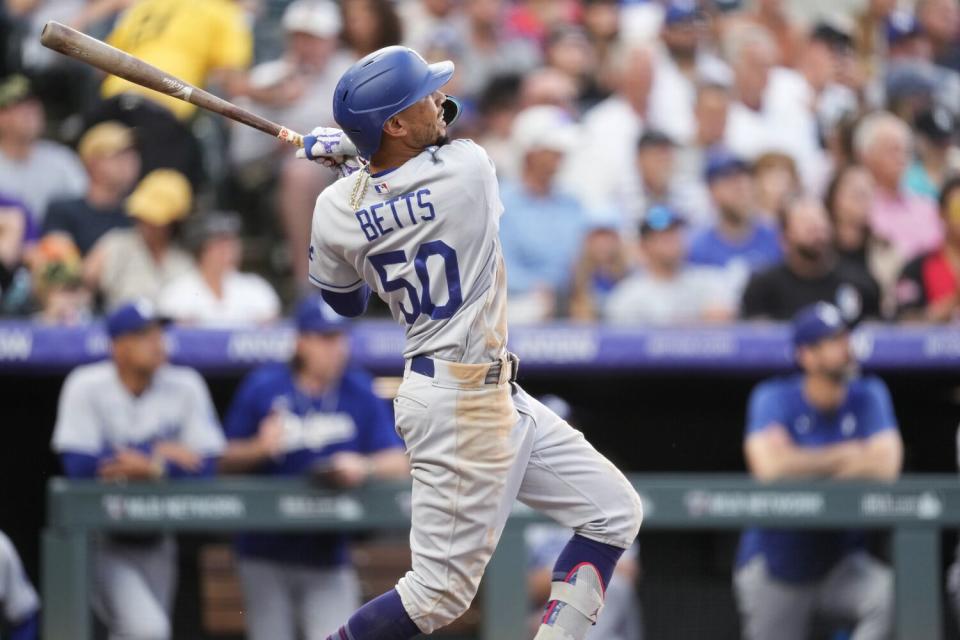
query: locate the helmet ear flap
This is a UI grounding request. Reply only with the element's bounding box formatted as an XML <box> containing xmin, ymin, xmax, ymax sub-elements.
<box><xmin>442</xmin><ymin>96</ymin><xmax>462</xmax><ymax>127</ymax></box>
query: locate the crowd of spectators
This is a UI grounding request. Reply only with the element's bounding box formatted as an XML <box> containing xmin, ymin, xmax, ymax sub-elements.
<box><xmin>0</xmin><ymin>0</ymin><xmax>958</xmax><ymax>328</ymax></box>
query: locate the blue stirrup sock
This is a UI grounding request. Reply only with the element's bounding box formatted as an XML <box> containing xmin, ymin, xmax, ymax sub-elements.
<box><xmin>326</xmin><ymin>589</ymin><xmax>421</xmax><ymax>640</ymax></box>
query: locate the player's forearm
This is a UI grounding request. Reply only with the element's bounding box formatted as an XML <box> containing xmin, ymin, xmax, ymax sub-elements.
<box><xmin>834</xmin><ymin>434</ymin><xmax>903</xmax><ymax>481</ymax></box>
<box><xmin>750</xmin><ymin>444</ymin><xmax>857</xmax><ymax>481</ymax></box>
<box><xmin>368</xmin><ymin>449</ymin><xmax>410</xmax><ymax>481</ymax></box>
<box><xmin>218</xmin><ymin>441</ymin><xmax>270</xmax><ymax>473</ymax></box>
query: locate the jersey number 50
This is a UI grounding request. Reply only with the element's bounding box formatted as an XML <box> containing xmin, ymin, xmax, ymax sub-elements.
<box><xmin>369</xmin><ymin>240</ymin><xmax>463</xmax><ymax>324</ymax></box>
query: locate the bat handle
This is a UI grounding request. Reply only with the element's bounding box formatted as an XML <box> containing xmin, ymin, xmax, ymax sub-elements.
<box><xmin>277</xmin><ymin>127</ymin><xmax>304</xmax><ymax>148</ymax></box>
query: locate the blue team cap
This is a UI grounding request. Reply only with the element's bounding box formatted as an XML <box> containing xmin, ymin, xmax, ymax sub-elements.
<box><xmin>640</xmin><ymin>204</ymin><xmax>686</xmax><ymax>235</ymax></box>
<box><xmin>664</xmin><ymin>0</ymin><xmax>700</xmax><ymax>25</ymax></box>
<box><xmin>295</xmin><ymin>295</ymin><xmax>349</xmax><ymax>334</ymax></box>
<box><xmin>106</xmin><ymin>300</ymin><xmax>170</xmax><ymax>339</ymax></box>
<box><xmin>704</xmin><ymin>148</ymin><xmax>750</xmax><ymax>183</ymax></box>
<box><xmin>886</xmin><ymin>10</ymin><xmax>922</xmax><ymax>45</ymax></box>
<box><xmin>792</xmin><ymin>302</ymin><xmax>849</xmax><ymax>348</ymax></box>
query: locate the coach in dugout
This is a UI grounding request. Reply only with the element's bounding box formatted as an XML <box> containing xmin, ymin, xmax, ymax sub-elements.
<box><xmin>734</xmin><ymin>302</ymin><xmax>903</xmax><ymax>640</ymax></box>
<box><xmin>50</xmin><ymin>300</ymin><xmax>225</xmax><ymax>640</ymax></box>
<box><xmin>219</xmin><ymin>295</ymin><xmax>408</xmax><ymax>640</ymax></box>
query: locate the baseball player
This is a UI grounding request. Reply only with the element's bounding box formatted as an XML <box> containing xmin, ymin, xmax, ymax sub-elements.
<box><xmin>50</xmin><ymin>300</ymin><xmax>225</xmax><ymax>640</ymax></box>
<box><xmin>298</xmin><ymin>46</ymin><xmax>643</xmax><ymax>640</ymax></box>
<box><xmin>0</xmin><ymin>530</ymin><xmax>39</xmax><ymax>640</ymax></box>
<box><xmin>735</xmin><ymin>302</ymin><xmax>903</xmax><ymax>640</ymax></box>
<box><xmin>218</xmin><ymin>295</ymin><xmax>408</xmax><ymax>640</ymax></box>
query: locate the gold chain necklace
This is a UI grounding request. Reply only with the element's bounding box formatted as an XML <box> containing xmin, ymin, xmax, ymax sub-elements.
<box><xmin>349</xmin><ymin>168</ymin><xmax>370</xmax><ymax>211</ymax></box>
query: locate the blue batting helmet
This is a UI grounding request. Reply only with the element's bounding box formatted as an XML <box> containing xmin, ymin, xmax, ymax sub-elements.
<box><xmin>332</xmin><ymin>46</ymin><xmax>460</xmax><ymax>160</ymax></box>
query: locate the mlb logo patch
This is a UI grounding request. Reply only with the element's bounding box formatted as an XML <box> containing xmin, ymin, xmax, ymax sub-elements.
<box><xmin>374</xmin><ymin>182</ymin><xmax>389</xmax><ymax>194</ymax></box>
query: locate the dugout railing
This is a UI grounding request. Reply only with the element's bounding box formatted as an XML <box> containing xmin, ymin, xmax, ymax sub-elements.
<box><xmin>42</xmin><ymin>475</ymin><xmax>958</xmax><ymax>640</ymax></box>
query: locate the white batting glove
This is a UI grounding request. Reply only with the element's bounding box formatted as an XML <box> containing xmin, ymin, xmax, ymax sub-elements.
<box><xmin>296</xmin><ymin>127</ymin><xmax>365</xmax><ymax>178</ymax></box>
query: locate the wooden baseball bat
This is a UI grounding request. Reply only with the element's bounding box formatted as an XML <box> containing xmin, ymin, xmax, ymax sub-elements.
<box><xmin>39</xmin><ymin>20</ymin><xmax>304</xmax><ymax>148</ymax></box>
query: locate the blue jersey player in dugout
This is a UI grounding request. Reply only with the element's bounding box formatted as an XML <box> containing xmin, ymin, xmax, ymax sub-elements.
<box><xmin>734</xmin><ymin>302</ymin><xmax>903</xmax><ymax>640</ymax></box>
<box><xmin>218</xmin><ymin>296</ymin><xmax>409</xmax><ymax>640</ymax></box>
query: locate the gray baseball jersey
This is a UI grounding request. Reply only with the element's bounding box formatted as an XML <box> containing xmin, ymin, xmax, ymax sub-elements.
<box><xmin>309</xmin><ymin>139</ymin><xmax>508</xmax><ymax>364</ymax></box>
<box><xmin>0</xmin><ymin>531</ymin><xmax>39</xmax><ymax>626</ymax></box>
<box><xmin>52</xmin><ymin>361</ymin><xmax>225</xmax><ymax>456</ymax></box>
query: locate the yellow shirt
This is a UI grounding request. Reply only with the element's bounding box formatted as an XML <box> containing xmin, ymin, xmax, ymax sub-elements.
<box><xmin>102</xmin><ymin>0</ymin><xmax>253</xmax><ymax>119</ymax></box>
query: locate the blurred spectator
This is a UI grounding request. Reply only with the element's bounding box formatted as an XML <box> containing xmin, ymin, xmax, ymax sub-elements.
<box><xmin>219</xmin><ymin>296</ymin><xmax>408</xmax><ymax>640</ymax></box>
<box><xmin>736</xmin><ymin>302</ymin><xmax>901</xmax><ymax>640</ymax></box>
<box><xmin>499</xmin><ymin>106</ymin><xmax>587</xmax><ymax>322</ymax></box>
<box><xmin>741</xmin><ymin>0</ymin><xmax>804</xmax><ymax>68</ymax></box>
<box><xmin>0</xmin><ymin>196</ymin><xmax>35</xmax><ymax>309</ymax></box>
<box><xmin>543</xmin><ymin>26</ymin><xmax>602</xmax><ymax>110</ymax></box>
<box><xmin>581</xmin><ymin>0</ymin><xmax>621</xmax><ymax>81</ymax></box>
<box><xmin>672</xmin><ymin>82</ymin><xmax>730</xmax><ymax>224</ymax></box>
<box><xmin>854</xmin><ymin>0</ymin><xmax>897</xmax><ymax>78</ymax></box>
<box><xmin>27</xmin><ymin>234</ymin><xmax>92</xmax><ymax>325</ymax></box>
<box><xmin>158</xmin><ymin>212</ymin><xmax>280</xmax><ymax>327</ymax></box>
<box><xmin>895</xmin><ymin>175</ymin><xmax>960</xmax><ymax>322</ymax></box>
<box><xmin>231</xmin><ymin>0</ymin><xmax>350</xmax><ymax>167</ymax></box>
<box><xmin>102</xmin><ymin>0</ymin><xmax>252</xmax><ymax>121</ymax></box>
<box><xmin>918</xmin><ymin>0</ymin><xmax>960</xmax><ymax>73</ymax></box>
<box><xmin>519</xmin><ymin>66</ymin><xmax>579</xmax><ymax>114</ymax></box>
<box><xmin>741</xmin><ymin>196</ymin><xmax>881</xmax><ymax>323</ymax></box>
<box><xmin>401</xmin><ymin>0</ymin><xmax>460</xmax><ymax>53</ymax></box>
<box><xmin>0</xmin><ymin>529</ymin><xmax>39</xmax><ymax>640</ymax></box>
<box><xmin>605</xmin><ymin>205</ymin><xmax>735</xmax><ymax>324</ymax></box>
<box><xmin>633</xmin><ymin>130</ymin><xmax>683</xmax><ymax>220</ymax></box>
<box><xmin>752</xmin><ymin>152</ymin><xmax>799</xmax><ymax>222</ymax></box>
<box><xmin>879</xmin><ymin>9</ymin><xmax>960</xmax><ymax>125</ymax></box>
<box><xmin>341</xmin><ymin>0</ymin><xmax>404</xmax><ymax>59</ymax></box>
<box><xmin>230</xmin><ymin>0</ymin><xmax>349</xmax><ymax>286</ymax></box>
<box><xmin>826</xmin><ymin>163</ymin><xmax>903</xmax><ymax>318</ymax></box>
<box><xmin>799</xmin><ymin>20</ymin><xmax>861</xmax><ymax>145</ymax></box>
<box><xmin>51</xmin><ymin>301</ymin><xmax>224</xmax><ymax>640</ymax></box>
<box><xmin>689</xmin><ymin>150</ymin><xmax>781</xmax><ymax>297</ymax></box>
<box><xmin>84</xmin><ymin>169</ymin><xmax>194</xmax><ymax>310</ymax></box>
<box><xmin>43</xmin><ymin>121</ymin><xmax>139</xmax><ymax>255</ymax></box>
<box><xmin>96</xmin><ymin>0</ymin><xmax>253</xmax><ymax>188</ymax></box>
<box><xmin>569</xmin><ymin>218</ymin><xmax>631</xmax><ymax>322</ymax></box>
<box><xmin>724</xmin><ymin>24</ymin><xmax>824</xmax><ymax>192</ymax></box>
<box><xmin>474</xmin><ymin>73</ymin><xmax>523</xmax><ymax>178</ymax></box>
<box><xmin>0</xmin><ymin>74</ymin><xmax>86</xmax><ymax>223</ymax></box>
<box><xmin>564</xmin><ymin>45</ymin><xmax>655</xmax><ymax>219</ymax></box>
<box><xmin>855</xmin><ymin>111</ymin><xmax>944</xmax><ymax>260</ymax></box>
<box><xmin>904</xmin><ymin>107</ymin><xmax>958</xmax><ymax>200</ymax></box>
<box><xmin>647</xmin><ymin>0</ymin><xmax>731</xmax><ymax>145</ymax></box>
<box><xmin>450</xmin><ymin>0</ymin><xmax>540</xmax><ymax>100</ymax></box>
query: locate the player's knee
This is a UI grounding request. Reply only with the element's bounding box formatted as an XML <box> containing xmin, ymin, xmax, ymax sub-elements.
<box><xmin>579</xmin><ymin>478</ymin><xmax>643</xmax><ymax>546</ymax></box>
<box><xmin>857</xmin><ymin>565</ymin><xmax>894</xmax><ymax>621</ymax></box>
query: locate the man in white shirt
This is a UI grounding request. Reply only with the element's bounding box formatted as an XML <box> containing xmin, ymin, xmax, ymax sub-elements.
<box><xmin>158</xmin><ymin>212</ymin><xmax>280</xmax><ymax>326</ymax></box>
<box><xmin>647</xmin><ymin>0</ymin><xmax>732</xmax><ymax>146</ymax></box>
<box><xmin>723</xmin><ymin>25</ymin><xmax>825</xmax><ymax>192</ymax></box>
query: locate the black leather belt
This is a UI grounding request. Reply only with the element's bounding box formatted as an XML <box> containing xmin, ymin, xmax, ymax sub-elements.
<box><xmin>410</xmin><ymin>354</ymin><xmax>519</xmax><ymax>384</ymax></box>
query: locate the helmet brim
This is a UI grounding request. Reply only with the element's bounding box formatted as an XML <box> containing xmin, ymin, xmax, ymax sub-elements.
<box><xmin>422</xmin><ymin>60</ymin><xmax>455</xmax><ymax>98</ymax></box>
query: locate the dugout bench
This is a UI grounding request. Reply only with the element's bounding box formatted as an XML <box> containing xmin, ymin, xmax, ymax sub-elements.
<box><xmin>42</xmin><ymin>475</ymin><xmax>960</xmax><ymax>640</ymax></box>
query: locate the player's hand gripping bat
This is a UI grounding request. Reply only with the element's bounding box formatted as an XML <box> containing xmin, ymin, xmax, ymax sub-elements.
<box><xmin>39</xmin><ymin>20</ymin><xmax>305</xmax><ymax>148</ymax></box>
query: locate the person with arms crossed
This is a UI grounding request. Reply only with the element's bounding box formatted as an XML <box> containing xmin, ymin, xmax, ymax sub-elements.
<box><xmin>50</xmin><ymin>300</ymin><xmax>225</xmax><ymax>640</ymax></box>
<box><xmin>735</xmin><ymin>302</ymin><xmax>902</xmax><ymax>640</ymax></box>
<box><xmin>298</xmin><ymin>46</ymin><xmax>643</xmax><ymax>640</ymax></box>
<box><xmin>219</xmin><ymin>295</ymin><xmax>408</xmax><ymax>640</ymax></box>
